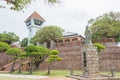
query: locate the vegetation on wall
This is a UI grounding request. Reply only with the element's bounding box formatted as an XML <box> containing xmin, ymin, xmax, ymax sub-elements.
<box><xmin>93</xmin><ymin>43</ymin><xmax>106</xmax><ymax>53</ymax></box>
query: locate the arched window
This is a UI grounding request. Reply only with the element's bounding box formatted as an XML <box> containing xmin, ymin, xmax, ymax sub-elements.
<box><xmin>72</xmin><ymin>38</ymin><xmax>78</xmax><ymax>41</ymax></box>
<box><xmin>65</xmin><ymin>39</ymin><xmax>70</xmax><ymax>42</ymax></box>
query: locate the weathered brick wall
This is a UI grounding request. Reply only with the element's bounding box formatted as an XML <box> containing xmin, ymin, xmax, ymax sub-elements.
<box><xmin>99</xmin><ymin>46</ymin><xmax>120</xmax><ymax>71</ymax></box>
<box><xmin>40</xmin><ymin>42</ymin><xmax>120</xmax><ymax>71</ymax></box>
<box><xmin>1</xmin><ymin>42</ymin><xmax>120</xmax><ymax>71</ymax></box>
<box><xmin>0</xmin><ymin>53</ymin><xmax>12</xmax><ymax>67</ymax></box>
<box><xmin>39</xmin><ymin>45</ymin><xmax>83</xmax><ymax>70</ymax></box>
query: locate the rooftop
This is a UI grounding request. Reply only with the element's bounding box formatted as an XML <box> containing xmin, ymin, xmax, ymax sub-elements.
<box><xmin>25</xmin><ymin>11</ymin><xmax>45</xmax><ymax>22</ymax></box>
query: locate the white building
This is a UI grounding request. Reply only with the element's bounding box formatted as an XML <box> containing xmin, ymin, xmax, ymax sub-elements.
<box><xmin>24</xmin><ymin>11</ymin><xmax>45</xmax><ymax>45</ymax></box>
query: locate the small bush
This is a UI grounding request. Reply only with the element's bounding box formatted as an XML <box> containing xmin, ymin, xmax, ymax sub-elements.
<box><xmin>50</xmin><ymin>50</ymin><xmax>59</xmax><ymax>55</ymax></box>
<box><xmin>25</xmin><ymin>45</ymin><xmax>37</xmax><ymax>53</ymax></box>
<box><xmin>93</xmin><ymin>43</ymin><xmax>105</xmax><ymax>52</ymax></box>
<box><xmin>0</xmin><ymin>42</ymin><xmax>10</xmax><ymax>52</ymax></box>
<box><xmin>6</xmin><ymin>48</ymin><xmax>22</xmax><ymax>55</ymax></box>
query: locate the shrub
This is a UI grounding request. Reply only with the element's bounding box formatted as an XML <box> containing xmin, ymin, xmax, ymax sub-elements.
<box><xmin>25</xmin><ymin>45</ymin><xmax>37</xmax><ymax>53</ymax></box>
<box><xmin>0</xmin><ymin>42</ymin><xmax>10</xmax><ymax>52</ymax></box>
<box><xmin>93</xmin><ymin>43</ymin><xmax>106</xmax><ymax>53</ymax></box>
<box><xmin>6</xmin><ymin>48</ymin><xmax>22</xmax><ymax>55</ymax></box>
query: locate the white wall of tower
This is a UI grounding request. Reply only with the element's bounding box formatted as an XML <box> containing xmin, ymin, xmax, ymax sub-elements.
<box><xmin>27</xmin><ymin>19</ymin><xmax>42</xmax><ymax>45</ymax></box>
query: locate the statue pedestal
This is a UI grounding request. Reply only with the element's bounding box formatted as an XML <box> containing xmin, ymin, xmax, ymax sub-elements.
<box><xmin>83</xmin><ymin>45</ymin><xmax>99</xmax><ymax>78</ymax></box>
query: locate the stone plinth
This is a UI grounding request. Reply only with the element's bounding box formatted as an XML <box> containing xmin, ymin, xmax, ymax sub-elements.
<box><xmin>83</xmin><ymin>45</ymin><xmax>99</xmax><ymax>78</ymax></box>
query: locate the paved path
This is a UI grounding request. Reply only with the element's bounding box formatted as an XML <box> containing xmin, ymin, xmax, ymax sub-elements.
<box><xmin>40</xmin><ymin>77</ymin><xmax>76</xmax><ymax>80</ymax></box>
<box><xmin>0</xmin><ymin>74</ymin><xmax>76</xmax><ymax>80</ymax></box>
<box><xmin>0</xmin><ymin>74</ymin><xmax>48</xmax><ymax>79</ymax></box>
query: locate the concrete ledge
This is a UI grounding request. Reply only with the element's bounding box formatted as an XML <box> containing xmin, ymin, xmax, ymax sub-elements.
<box><xmin>67</xmin><ymin>75</ymin><xmax>120</xmax><ymax>80</ymax></box>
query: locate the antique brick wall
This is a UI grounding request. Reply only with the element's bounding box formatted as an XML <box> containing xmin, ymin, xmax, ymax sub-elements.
<box><xmin>39</xmin><ymin>41</ymin><xmax>84</xmax><ymax>70</ymax></box>
<box><xmin>99</xmin><ymin>46</ymin><xmax>120</xmax><ymax>71</ymax></box>
<box><xmin>1</xmin><ymin>42</ymin><xmax>120</xmax><ymax>71</ymax></box>
<box><xmin>0</xmin><ymin>52</ymin><xmax>12</xmax><ymax>68</ymax></box>
<box><xmin>40</xmin><ymin>42</ymin><xmax>120</xmax><ymax>71</ymax></box>
<box><xmin>39</xmin><ymin>45</ymin><xmax>83</xmax><ymax>70</ymax></box>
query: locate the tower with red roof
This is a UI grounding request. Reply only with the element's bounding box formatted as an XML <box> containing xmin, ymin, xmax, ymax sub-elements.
<box><xmin>25</xmin><ymin>11</ymin><xmax>45</xmax><ymax>45</ymax></box>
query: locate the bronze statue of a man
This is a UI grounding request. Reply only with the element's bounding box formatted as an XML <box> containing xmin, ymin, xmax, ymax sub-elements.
<box><xmin>85</xmin><ymin>25</ymin><xmax>92</xmax><ymax>45</ymax></box>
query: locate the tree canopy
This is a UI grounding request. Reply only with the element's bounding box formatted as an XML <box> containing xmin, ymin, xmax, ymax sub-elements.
<box><xmin>0</xmin><ymin>42</ymin><xmax>10</xmax><ymax>53</ymax></box>
<box><xmin>25</xmin><ymin>45</ymin><xmax>50</xmax><ymax>73</ymax></box>
<box><xmin>20</xmin><ymin>38</ymin><xmax>28</xmax><ymax>47</ymax></box>
<box><xmin>88</xmin><ymin>12</ymin><xmax>120</xmax><ymax>42</ymax></box>
<box><xmin>30</xmin><ymin>25</ymin><xmax>64</xmax><ymax>45</ymax></box>
<box><xmin>0</xmin><ymin>0</ymin><xmax>60</xmax><ymax>11</ymax></box>
<box><xmin>0</xmin><ymin>32</ymin><xmax>19</xmax><ymax>45</ymax></box>
<box><xmin>6</xmin><ymin>48</ymin><xmax>22</xmax><ymax>73</ymax></box>
<box><xmin>46</xmin><ymin>50</ymin><xmax>62</xmax><ymax>74</ymax></box>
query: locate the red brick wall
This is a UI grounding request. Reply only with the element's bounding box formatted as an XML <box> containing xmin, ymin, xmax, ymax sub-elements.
<box><xmin>0</xmin><ymin>52</ymin><xmax>12</xmax><ymax>67</ymax></box>
<box><xmin>1</xmin><ymin>42</ymin><xmax>120</xmax><ymax>71</ymax></box>
<box><xmin>99</xmin><ymin>47</ymin><xmax>120</xmax><ymax>71</ymax></box>
<box><xmin>40</xmin><ymin>42</ymin><xmax>120</xmax><ymax>71</ymax></box>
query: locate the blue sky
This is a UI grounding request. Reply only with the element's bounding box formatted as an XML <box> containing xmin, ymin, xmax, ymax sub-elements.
<box><xmin>0</xmin><ymin>0</ymin><xmax>120</xmax><ymax>41</ymax></box>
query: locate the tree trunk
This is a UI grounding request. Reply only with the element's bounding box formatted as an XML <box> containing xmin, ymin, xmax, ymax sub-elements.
<box><xmin>10</xmin><ymin>61</ymin><xmax>15</xmax><ymax>73</ymax></box>
<box><xmin>29</xmin><ymin>62</ymin><xmax>33</xmax><ymax>74</ymax></box>
<box><xmin>18</xmin><ymin>62</ymin><xmax>22</xmax><ymax>73</ymax></box>
<box><xmin>47</xmin><ymin>63</ymin><xmax>51</xmax><ymax>75</ymax></box>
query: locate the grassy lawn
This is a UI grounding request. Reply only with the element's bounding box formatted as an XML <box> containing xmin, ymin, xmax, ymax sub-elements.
<box><xmin>0</xmin><ymin>70</ymin><xmax>120</xmax><ymax>80</ymax></box>
<box><xmin>0</xmin><ymin>70</ymin><xmax>81</xmax><ymax>80</ymax></box>
<box><xmin>10</xmin><ymin>70</ymin><xmax>82</xmax><ymax>77</ymax></box>
<box><xmin>100</xmin><ymin>71</ymin><xmax>120</xmax><ymax>77</ymax></box>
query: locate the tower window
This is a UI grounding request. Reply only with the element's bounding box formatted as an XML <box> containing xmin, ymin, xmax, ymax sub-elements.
<box><xmin>30</xmin><ymin>29</ymin><xmax>32</xmax><ymax>32</ymax></box>
<box><xmin>26</xmin><ymin>20</ymin><xmax>31</xmax><ymax>26</ymax></box>
<box><xmin>34</xmin><ymin>19</ymin><xmax>42</xmax><ymax>26</ymax></box>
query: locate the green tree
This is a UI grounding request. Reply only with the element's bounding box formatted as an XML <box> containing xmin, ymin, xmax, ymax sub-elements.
<box><xmin>0</xmin><ymin>42</ymin><xmax>10</xmax><ymax>53</ymax></box>
<box><xmin>46</xmin><ymin>50</ymin><xmax>62</xmax><ymax>75</ymax></box>
<box><xmin>6</xmin><ymin>48</ymin><xmax>22</xmax><ymax>73</ymax></box>
<box><xmin>88</xmin><ymin>12</ymin><xmax>120</xmax><ymax>42</ymax></box>
<box><xmin>20</xmin><ymin>38</ymin><xmax>28</xmax><ymax>47</ymax></box>
<box><xmin>30</xmin><ymin>25</ymin><xmax>64</xmax><ymax>46</ymax></box>
<box><xmin>25</xmin><ymin>45</ymin><xmax>50</xmax><ymax>74</ymax></box>
<box><xmin>0</xmin><ymin>0</ymin><xmax>60</xmax><ymax>11</ymax></box>
<box><xmin>0</xmin><ymin>32</ymin><xmax>19</xmax><ymax>45</ymax></box>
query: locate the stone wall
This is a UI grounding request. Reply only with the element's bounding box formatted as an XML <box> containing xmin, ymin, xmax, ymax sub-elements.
<box><xmin>40</xmin><ymin>42</ymin><xmax>120</xmax><ymax>71</ymax></box>
<box><xmin>0</xmin><ymin>53</ymin><xmax>12</xmax><ymax>68</ymax></box>
<box><xmin>99</xmin><ymin>46</ymin><xmax>120</xmax><ymax>71</ymax></box>
<box><xmin>39</xmin><ymin>45</ymin><xmax>83</xmax><ymax>70</ymax></box>
<box><xmin>1</xmin><ymin>42</ymin><xmax>120</xmax><ymax>71</ymax></box>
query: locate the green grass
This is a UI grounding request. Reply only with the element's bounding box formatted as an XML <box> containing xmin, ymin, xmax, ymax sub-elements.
<box><xmin>100</xmin><ymin>71</ymin><xmax>120</xmax><ymax>77</ymax></box>
<box><xmin>10</xmin><ymin>70</ymin><xmax>82</xmax><ymax>77</ymax></box>
<box><xmin>0</xmin><ymin>70</ymin><xmax>120</xmax><ymax>80</ymax></box>
<box><xmin>0</xmin><ymin>70</ymin><xmax>82</xmax><ymax>80</ymax></box>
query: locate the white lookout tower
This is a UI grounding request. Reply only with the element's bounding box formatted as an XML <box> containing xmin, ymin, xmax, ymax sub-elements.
<box><xmin>25</xmin><ymin>11</ymin><xmax>45</xmax><ymax>45</ymax></box>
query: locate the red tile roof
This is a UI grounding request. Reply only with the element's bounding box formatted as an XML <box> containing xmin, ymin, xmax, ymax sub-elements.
<box><xmin>25</xmin><ymin>11</ymin><xmax>45</xmax><ymax>22</ymax></box>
